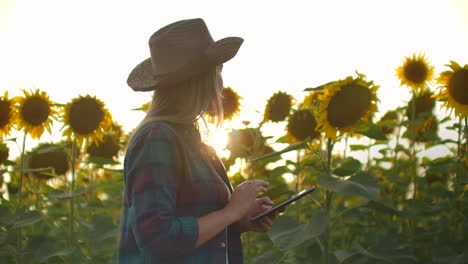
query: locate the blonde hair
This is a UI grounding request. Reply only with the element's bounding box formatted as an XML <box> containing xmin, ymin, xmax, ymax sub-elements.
<box><xmin>131</xmin><ymin>66</ymin><xmax>224</xmax><ymax>141</ymax></box>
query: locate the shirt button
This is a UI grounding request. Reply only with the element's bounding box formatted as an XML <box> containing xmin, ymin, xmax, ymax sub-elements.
<box><xmin>221</xmin><ymin>242</ymin><xmax>226</xmax><ymax>248</ymax></box>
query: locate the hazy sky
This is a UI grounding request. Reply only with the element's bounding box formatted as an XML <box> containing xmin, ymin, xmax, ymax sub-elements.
<box><xmin>1</xmin><ymin>0</ymin><xmax>468</xmax><ymax>158</ymax></box>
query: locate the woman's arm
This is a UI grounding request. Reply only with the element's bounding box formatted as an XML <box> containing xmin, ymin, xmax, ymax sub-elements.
<box><xmin>195</xmin><ymin>179</ymin><xmax>269</xmax><ymax>247</ymax></box>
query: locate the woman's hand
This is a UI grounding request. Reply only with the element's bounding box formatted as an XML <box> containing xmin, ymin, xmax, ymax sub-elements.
<box><xmin>239</xmin><ymin>199</ymin><xmax>286</xmax><ymax>233</ymax></box>
<box><xmin>223</xmin><ymin>180</ymin><xmax>270</xmax><ymax>222</ymax></box>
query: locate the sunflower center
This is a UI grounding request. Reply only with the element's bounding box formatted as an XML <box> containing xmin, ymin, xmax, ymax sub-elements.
<box><xmin>0</xmin><ymin>101</ymin><xmax>11</xmax><ymax>128</ymax></box>
<box><xmin>404</xmin><ymin>61</ymin><xmax>428</xmax><ymax>84</ymax></box>
<box><xmin>69</xmin><ymin>98</ymin><xmax>104</xmax><ymax>134</ymax></box>
<box><xmin>327</xmin><ymin>84</ymin><xmax>371</xmax><ymax>128</ymax></box>
<box><xmin>21</xmin><ymin>97</ymin><xmax>50</xmax><ymax>126</ymax></box>
<box><xmin>448</xmin><ymin>69</ymin><xmax>468</xmax><ymax>105</ymax></box>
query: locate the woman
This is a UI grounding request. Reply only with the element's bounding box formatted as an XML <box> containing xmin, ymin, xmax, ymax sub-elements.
<box><xmin>118</xmin><ymin>18</ymin><xmax>281</xmax><ymax>264</ymax></box>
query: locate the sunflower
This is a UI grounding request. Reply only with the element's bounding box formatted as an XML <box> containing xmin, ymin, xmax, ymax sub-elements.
<box><xmin>315</xmin><ymin>74</ymin><xmax>379</xmax><ymax>140</ymax></box>
<box><xmin>28</xmin><ymin>143</ymin><xmax>70</xmax><ymax>180</ymax></box>
<box><xmin>0</xmin><ymin>142</ymin><xmax>9</xmax><ymax>164</ymax></box>
<box><xmin>377</xmin><ymin>110</ymin><xmax>399</xmax><ymax>135</ymax></box>
<box><xmin>0</xmin><ymin>91</ymin><xmax>18</xmax><ymax>139</ymax></box>
<box><xmin>396</xmin><ymin>53</ymin><xmax>435</xmax><ymax>91</ymax></box>
<box><xmin>207</xmin><ymin>87</ymin><xmax>241</xmax><ymax>121</ymax></box>
<box><xmin>263</xmin><ymin>91</ymin><xmax>293</xmax><ymax>122</ymax></box>
<box><xmin>434</xmin><ymin>61</ymin><xmax>468</xmax><ymax>117</ymax></box>
<box><xmin>405</xmin><ymin>114</ymin><xmax>439</xmax><ymax>142</ymax></box>
<box><xmin>86</xmin><ymin>122</ymin><xmax>122</xmax><ymax>159</ymax></box>
<box><xmin>227</xmin><ymin>128</ymin><xmax>265</xmax><ymax>158</ymax></box>
<box><xmin>222</xmin><ymin>87</ymin><xmax>241</xmax><ymax>121</ymax></box>
<box><xmin>406</xmin><ymin>91</ymin><xmax>435</xmax><ymax>129</ymax></box>
<box><xmin>61</xmin><ymin>95</ymin><xmax>112</xmax><ymax>148</ymax></box>
<box><xmin>300</xmin><ymin>91</ymin><xmax>322</xmax><ymax>110</ymax></box>
<box><xmin>287</xmin><ymin>109</ymin><xmax>321</xmax><ymax>142</ymax></box>
<box><xmin>16</xmin><ymin>89</ymin><xmax>57</xmax><ymax>139</ymax></box>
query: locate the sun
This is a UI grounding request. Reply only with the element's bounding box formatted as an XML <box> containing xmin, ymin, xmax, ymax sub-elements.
<box><xmin>205</xmin><ymin>125</ymin><xmax>230</xmax><ymax>159</ymax></box>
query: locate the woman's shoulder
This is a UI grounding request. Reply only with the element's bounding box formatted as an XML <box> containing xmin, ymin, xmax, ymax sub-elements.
<box><xmin>129</xmin><ymin>121</ymin><xmax>179</xmax><ymax>150</ymax></box>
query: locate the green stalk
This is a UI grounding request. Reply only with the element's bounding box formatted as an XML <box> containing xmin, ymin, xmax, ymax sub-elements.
<box><xmin>18</xmin><ymin>131</ymin><xmax>27</xmax><ymax>206</ymax></box>
<box><xmin>343</xmin><ymin>135</ymin><xmax>348</xmax><ymax>159</ymax></box>
<box><xmin>69</xmin><ymin>139</ymin><xmax>77</xmax><ymax>245</ymax></box>
<box><xmin>17</xmin><ymin>131</ymin><xmax>27</xmax><ymax>253</ymax></box>
<box><xmin>464</xmin><ymin>117</ymin><xmax>467</xmax><ymax>163</ymax></box>
<box><xmin>455</xmin><ymin>117</ymin><xmax>464</xmax><ymax>195</ymax></box>
<box><xmin>409</xmin><ymin>92</ymin><xmax>418</xmax><ymax>199</ymax></box>
<box><xmin>392</xmin><ymin>111</ymin><xmax>403</xmax><ymax>171</ymax></box>
<box><xmin>323</xmin><ymin>138</ymin><xmax>334</xmax><ymax>264</ymax></box>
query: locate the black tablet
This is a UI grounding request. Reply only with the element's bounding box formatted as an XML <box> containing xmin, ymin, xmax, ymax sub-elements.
<box><xmin>251</xmin><ymin>186</ymin><xmax>316</xmax><ymax>221</ymax></box>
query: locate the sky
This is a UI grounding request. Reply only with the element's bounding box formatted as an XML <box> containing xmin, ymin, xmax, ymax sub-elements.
<box><xmin>1</xmin><ymin>0</ymin><xmax>468</xmax><ymax>160</ymax></box>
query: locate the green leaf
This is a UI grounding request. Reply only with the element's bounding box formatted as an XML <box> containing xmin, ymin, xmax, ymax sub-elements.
<box><xmin>12</xmin><ymin>211</ymin><xmax>44</xmax><ymax>228</ymax></box>
<box><xmin>250</xmin><ymin>141</ymin><xmax>309</xmax><ymax>162</ymax></box>
<box><xmin>49</xmin><ymin>187</ymin><xmax>88</xmax><ymax>199</ymax></box>
<box><xmin>269</xmin><ymin>211</ymin><xmax>328</xmax><ymax>251</ymax></box>
<box><xmin>0</xmin><ymin>244</ymin><xmax>17</xmax><ymax>257</ymax></box>
<box><xmin>304</xmin><ymin>81</ymin><xmax>336</xmax><ymax>91</ymax></box>
<box><xmin>0</xmin><ymin>231</ymin><xmax>7</xmax><ymax>245</ymax></box>
<box><xmin>0</xmin><ymin>205</ymin><xmax>14</xmax><ymax>226</ymax></box>
<box><xmin>101</xmin><ymin>167</ymin><xmax>124</xmax><ymax>173</ymax></box>
<box><xmin>270</xmin><ymin>166</ymin><xmax>292</xmax><ymax>178</ymax></box>
<box><xmin>275</xmin><ymin>135</ymin><xmax>290</xmax><ymax>144</ymax></box>
<box><xmin>38</xmin><ymin>248</ymin><xmax>74</xmax><ymax>263</ymax></box>
<box><xmin>355</xmin><ymin>121</ymin><xmax>387</xmax><ymax>141</ymax></box>
<box><xmin>12</xmin><ymin>167</ymin><xmax>54</xmax><ymax>173</ymax></box>
<box><xmin>349</xmin><ymin>144</ymin><xmax>369</xmax><ymax>151</ymax></box>
<box><xmin>2</xmin><ymin>160</ymin><xmax>16</xmax><ymax>166</ymax></box>
<box><xmin>87</xmin><ymin>156</ymin><xmax>120</xmax><ymax>165</ymax></box>
<box><xmin>353</xmin><ymin>243</ymin><xmax>417</xmax><ymax>263</ymax></box>
<box><xmin>333</xmin><ymin>158</ymin><xmax>362</xmax><ymax>176</ymax></box>
<box><xmin>334</xmin><ymin>249</ymin><xmax>358</xmax><ymax>263</ymax></box>
<box><xmin>365</xmin><ymin>200</ymin><xmax>407</xmax><ymax>217</ymax></box>
<box><xmin>252</xmin><ymin>250</ymin><xmax>285</xmax><ymax>264</ymax></box>
<box><xmin>318</xmin><ymin>172</ymin><xmax>379</xmax><ymax>200</ymax></box>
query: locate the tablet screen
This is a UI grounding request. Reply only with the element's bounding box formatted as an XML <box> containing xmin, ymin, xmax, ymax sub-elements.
<box><xmin>251</xmin><ymin>186</ymin><xmax>316</xmax><ymax>221</ymax></box>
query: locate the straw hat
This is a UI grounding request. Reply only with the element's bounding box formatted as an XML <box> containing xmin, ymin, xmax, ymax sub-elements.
<box><xmin>127</xmin><ymin>18</ymin><xmax>243</xmax><ymax>91</ymax></box>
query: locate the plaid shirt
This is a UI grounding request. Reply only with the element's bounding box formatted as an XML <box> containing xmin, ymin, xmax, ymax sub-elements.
<box><xmin>118</xmin><ymin>121</ymin><xmax>243</xmax><ymax>264</ymax></box>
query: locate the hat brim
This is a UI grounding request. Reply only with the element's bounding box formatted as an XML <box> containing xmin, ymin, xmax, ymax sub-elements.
<box><xmin>127</xmin><ymin>37</ymin><xmax>243</xmax><ymax>92</ymax></box>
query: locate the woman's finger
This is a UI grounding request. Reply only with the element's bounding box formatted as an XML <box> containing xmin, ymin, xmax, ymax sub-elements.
<box><xmin>257</xmin><ymin>196</ymin><xmax>273</xmax><ymax>206</ymax></box>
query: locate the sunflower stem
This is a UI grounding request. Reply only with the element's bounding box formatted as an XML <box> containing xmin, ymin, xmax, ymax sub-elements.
<box><xmin>323</xmin><ymin>138</ymin><xmax>334</xmax><ymax>264</ymax></box>
<box><xmin>464</xmin><ymin>117</ymin><xmax>467</xmax><ymax>162</ymax></box>
<box><xmin>343</xmin><ymin>135</ymin><xmax>348</xmax><ymax>159</ymax></box>
<box><xmin>392</xmin><ymin>110</ymin><xmax>403</xmax><ymax>171</ymax></box>
<box><xmin>409</xmin><ymin>92</ymin><xmax>418</xmax><ymax>199</ymax></box>
<box><xmin>455</xmin><ymin>117</ymin><xmax>465</xmax><ymax>195</ymax></box>
<box><xmin>17</xmin><ymin>131</ymin><xmax>27</xmax><ymax>252</ymax></box>
<box><xmin>296</xmin><ymin>149</ymin><xmax>302</xmax><ymax>222</ymax></box>
<box><xmin>18</xmin><ymin>131</ymin><xmax>26</xmax><ymax>206</ymax></box>
<box><xmin>69</xmin><ymin>139</ymin><xmax>77</xmax><ymax>246</ymax></box>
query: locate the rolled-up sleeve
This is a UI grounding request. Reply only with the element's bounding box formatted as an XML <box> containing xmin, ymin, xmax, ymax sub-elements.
<box><xmin>125</xmin><ymin>126</ymin><xmax>199</xmax><ymax>259</ymax></box>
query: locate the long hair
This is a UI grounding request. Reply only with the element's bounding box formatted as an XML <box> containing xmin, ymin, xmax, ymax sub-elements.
<box><xmin>130</xmin><ymin>66</ymin><xmax>224</xmax><ymax>143</ymax></box>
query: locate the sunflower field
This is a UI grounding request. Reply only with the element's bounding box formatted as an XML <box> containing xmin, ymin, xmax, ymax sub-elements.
<box><xmin>0</xmin><ymin>55</ymin><xmax>467</xmax><ymax>263</ymax></box>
